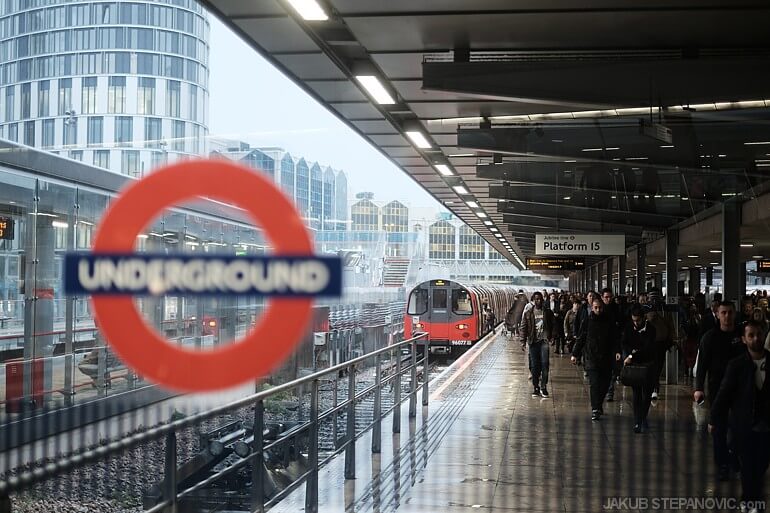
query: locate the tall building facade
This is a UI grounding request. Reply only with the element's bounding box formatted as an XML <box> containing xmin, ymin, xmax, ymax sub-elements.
<box><xmin>0</xmin><ymin>0</ymin><xmax>210</xmax><ymax>176</ymax></box>
<box><xmin>210</xmin><ymin>142</ymin><xmax>349</xmax><ymax>231</ymax></box>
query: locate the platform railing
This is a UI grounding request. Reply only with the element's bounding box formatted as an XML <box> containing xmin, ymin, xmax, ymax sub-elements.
<box><xmin>0</xmin><ymin>332</ymin><xmax>429</xmax><ymax>513</ymax></box>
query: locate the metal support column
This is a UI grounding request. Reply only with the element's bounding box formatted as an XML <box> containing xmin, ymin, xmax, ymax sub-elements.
<box><xmin>722</xmin><ymin>200</ymin><xmax>741</xmax><ymax>303</ymax></box>
<box><xmin>605</xmin><ymin>258</ymin><xmax>613</xmax><ymax>292</ymax></box>
<box><xmin>665</xmin><ymin>229</ymin><xmax>679</xmax><ymax>300</ymax></box>
<box><xmin>689</xmin><ymin>268</ymin><xmax>701</xmax><ymax>296</ymax></box>
<box><xmin>636</xmin><ymin>245</ymin><xmax>646</xmax><ymax>294</ymax></box>
<box><xmin>618</xmin><ymin>256</ymin><xmax>627</xmax><ymax>295</ymax></box>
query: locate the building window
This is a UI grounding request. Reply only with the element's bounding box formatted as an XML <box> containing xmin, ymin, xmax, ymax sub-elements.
<box><xmin>69</xmin><ymin>150</ymin><xmax>83</xmax><ymax>161</ymax></box>
<box><xmin>58</xmin><ymin>78</ymin><xmax>72</xmax><ymax>115</ymax></box>
<box><xmin>5</xmin><ymin>86</ymin><xmax>15</xmax><ymax>121</ymax></box>
<box><xmin>144</xmin><ymin>117</ymin><xmax>162</xmax><ymax>148</ymax></box>
<box><xmin>81</xmin><ymin>77</ymin><xmax>97</xmax><ymax>114</ymax></box>
<box><xmin>7</xmin><ymin>123</ymin><xmax>18</xmax><ymax>142</ymax></box>
<box><xmin>23</xmin><ymin>120</ymin><xmax>34</xmax><ymax>146</ymax></box>
<box><xmin>429</xmin><ymin>221</ymin><xmax>456</xmax><ymax>260</ymax></box>
<box><xmin>351</xmin><ymin>199</ymin><xmax>380</xmax><ymax>231</ymax></box>
<box><xmin>188</xmin><ymin>84</ymin><xmax>197</xmax><ymax>120</ymax></box>
<box><xmin>150</xmin><ymin>151</ymin><xmax>167</xmax><ymax>169</ymax></box>
<box><xmin>166</xmin><ymin>80</ymin><xmax>180</xmax><ymax>117</ymax></box>
<box><xmin>87</xmin><ymin>116</ymin><xmax>103</xmax><ymax>147</ymax></box>
<box><xmin>94</xmin><ymin>150</ymin><xmax>110</xmax><ymax>169</ymax></box>
<box><xmin>115</xmin><ymin>116</ymin><xmax>132</xmax><ymax>146</ymax></box>
<box><xmin>460</xmin><ymin>226</ymin><xmax>485</xmax><ymax>260</ymax></box>
<box><xmin>122</xmin><ymin>150</ymin><xmax>140</xmax><ymax>176</ymax></box>
<box><xmin>20</xmin><ymin>83</ymin><xmax>31</xmax><ymax>119</ymax></box>
<box><xmin>42</xmin><ymin>119</ymin><xmax>54</xmax><ymax>148</ymax></box>
<box><xmin>137</xmin><ymin>77</ymin><xmax>155</xmax><ymax>114</ymax></box>
<box><xmin>107</xmin><ymin>76</ymin><xmax>125</xmax><ymax>114</ymax></box>
<box><xmin>37</xmin><ymin>80</ymin><xmax>50</xmax><ymax>117</ymax></box>
<box><xmin>172</xmin><ymin>120</ymin><xmax>184</xmax><ymax>151</ymax></box>
<box><xmin>63</xmin><ymin>118</ymin><xmax>77</xmax><ymax>147</ymax></box>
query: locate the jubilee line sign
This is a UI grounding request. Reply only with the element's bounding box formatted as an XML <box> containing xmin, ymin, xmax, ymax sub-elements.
<box><xmin>535</xmin><ymin>233</ymin><xmax>625</xmax><ymax>256</ymax></box>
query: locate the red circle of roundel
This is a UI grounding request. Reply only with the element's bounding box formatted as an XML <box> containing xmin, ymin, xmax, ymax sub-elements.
<box><xmin>90</xmin><ymin>159</ymin><xmax>314</xmax><ymax>392</ymax></box>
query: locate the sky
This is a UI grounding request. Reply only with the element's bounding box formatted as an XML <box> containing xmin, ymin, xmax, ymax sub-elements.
<box><xmin>206</xmin><ymin>16</ymin><xmax>445</xmax><ymax>214</ymax></box>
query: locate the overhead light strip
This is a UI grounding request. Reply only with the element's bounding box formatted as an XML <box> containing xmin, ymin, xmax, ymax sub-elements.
<box><xmin>426</xmin><ymin>99</ymin><xmax>770</xmax><ymax>126</ymax></box>
<box><xmin>354</xmin><ymin>75</ymin><xmax>395</xmax><ymax>105</ymax></box>
<box><xmin>405</xmin><ymin>130</ymin><xmax>431</xmax><ymax>149</ymax></box>
<box><xmin>286</xmin><ymin>0</ymin><xmax>328</xmax><ymax>20</ymax></box>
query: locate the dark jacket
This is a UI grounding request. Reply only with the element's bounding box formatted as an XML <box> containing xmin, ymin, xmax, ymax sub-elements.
<box><xmin>572</xmin><ymin>312</ymin><xmax>620</xmax><ymax>370</ymax></box>
<box><xmin>695</xmin><ymin>326</ymin><xmax>745</xmax><ymax>402</ymax></box>
<box><xmin>697</xmin><ymin>310</ymin><xmax>718</xmax><ymax>341</ymax></box>
<box><xmin>711</xmin><ymin>350</ymin><xmax>770</xmax><ymax>437</ymax></box>
<box><xmin>574</xmin><ymin>302</ymin><xmax>589</xmax><ymax>338</ymax></box>
<box><xmin>620</xmin><ymin>319</ymin><xmax>657</xmax><ymax>364</ymax></box>
<box><xmin>521</xmin><ymin>306</ymin><xmax>555</xmax><ymax>345</ymax></box>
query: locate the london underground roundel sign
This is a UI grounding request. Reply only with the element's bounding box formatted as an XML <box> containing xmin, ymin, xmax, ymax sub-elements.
<box><xmin>63</xmin><ymin>159</ymin><xmax>342</xmax><ymax>392</ymax></box>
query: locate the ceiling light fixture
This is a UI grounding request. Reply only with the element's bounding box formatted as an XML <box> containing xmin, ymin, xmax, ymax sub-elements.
<box><xmin>434</xmin><ymin>164</ymin><xmax>454</xmax><ymax>176</ymax></box>
<box><xmin>476</xmin><ymin>212</ymin><xmax>488</xmax><ymax>218</ymax></box>
<box><xmin>741</xmin><ymin>243</ymin><xmax>754</xmax><ymax>247</ymax></box>
<box><xmin>466</xmin><ymin>201</ymin><xmax>480</xmax><ymax>209</ymax></box>
<box><xmin>581</xmin><ymin>147</ymin><xmax>619</xmax><ymax>152</ymax></box>
<box><xmin>490</xmin><ymin>227</ymin><xmax>498</xmax><ymax>232</ymax></box>
<box><xmin>405</xmin><ymin>130</ymin><xmax>431</xmax><ymax>149</ymax></box>
<box><xmin>483</xmin><ymin>220</ymin><xmax>493</xmax><ymax>226</ymax></box>
<box><xmin>452</xmin><ymin>185</ymin><xmax>469</xmax><ymax>195</ymax></box>
<box><xmin>709</xmin><ymin>249</ymin><xmax>722</xmax><ymax>254</ymax></box>
<box><xmin>355</xmin><ymin>75</ymin><xmax>395</xmax><ymax>104</ymax></box>
<box><xmin>286</xmin><ymin>0</ymin><xmax>328</xmax><ymax>20</ymax></box>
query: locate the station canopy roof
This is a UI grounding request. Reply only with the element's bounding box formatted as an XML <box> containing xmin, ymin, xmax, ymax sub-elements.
<box><xmin>202</xmin><ymin>0</ymin><xmax>770</xmax><ymax>269</ymax></box>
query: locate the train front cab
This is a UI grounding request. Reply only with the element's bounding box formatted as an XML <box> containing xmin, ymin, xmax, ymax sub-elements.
<box><xmin>406</xmin><ymin>280</ymin><xmax>477</xmax><ymax>355</ymax></box>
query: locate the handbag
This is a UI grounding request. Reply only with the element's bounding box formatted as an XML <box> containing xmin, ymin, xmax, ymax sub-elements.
<box><xmin>620</xmin><ymin>363</ymin><xmax>650</xmax><ymax>387</ymax></box>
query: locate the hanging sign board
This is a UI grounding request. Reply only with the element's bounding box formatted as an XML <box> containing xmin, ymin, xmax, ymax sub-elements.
<box><xmin>63</xmin><ymin>159</ymin><xmax>342</xmax><ymax>392</ymax></box>
<box><xmin>535</xmin><ymin>233</ymin><xmax>625</xmax><ymax>256</ymax></box>
<box><xmin>757</xmin><ymin>260</ymin><xmax>770</xmax><ymax>273</ymax></box>
<box><xmin>526</xmin><ymin>257</ymin><xmax>585</xmax><ymax>271</ymax></box>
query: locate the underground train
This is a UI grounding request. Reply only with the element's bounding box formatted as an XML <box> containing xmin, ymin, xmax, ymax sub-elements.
<box><xmin>404</xmin><ymin>280</ymin><xmax>541</xmax><ymax>355</ymax></box>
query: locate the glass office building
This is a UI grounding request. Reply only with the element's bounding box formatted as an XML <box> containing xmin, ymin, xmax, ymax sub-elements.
<box><xmin>0</xmin><ymin>0</ymin><xmax>210</xmax><ymax>176</ymax></box>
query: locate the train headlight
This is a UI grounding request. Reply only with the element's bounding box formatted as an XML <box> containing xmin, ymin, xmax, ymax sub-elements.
<box><xmin>414</xmin><ymin>323</ymin><xmax>423</xmax><ymax>329</ymax></box>
<box><xmin>208</xmin><ymin>320</ymin><xmax>217</xmax><ymax>327</ymax></box>
<box><xmin>456</xmin><ymin>324</ymin><xmax>468</xmax><ymax>330</ymax></box>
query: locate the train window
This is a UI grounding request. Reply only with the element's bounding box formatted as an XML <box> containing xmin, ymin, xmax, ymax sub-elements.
<box><xmin>452</xmin><ymin>289</ymin><xmax>473</xmax><ymax>315</ymax></box>
<box><xmin>432</xmin><ymin>289</ymin><xmax>448</xmax><ymax>311</ymax></box>
<box><xmin>407</xmin><ymin>288</ymin><xmax>428</xmax><ymax>315</ymax></box>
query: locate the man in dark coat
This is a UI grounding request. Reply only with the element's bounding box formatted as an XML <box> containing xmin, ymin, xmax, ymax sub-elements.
<box><xmin>521</xmin><ymin>291</ymin><xmax>555</xmax><ymax>398</ymax></box>
<box><xmin>621</xmin><ymin>305</ymin><xmax>657</xmax><ymax>433</ymax></box>
<box><xmin>695</xmin><ymin>301</ymin><xmax>745</xmax><ymax>481</ymax></box>
<box><xmin>571</xmin><ymin>297</ymin><xmax>621</xmax><ymax>421</ymax></box>
<box><xmin>710</xmin><ymin>320</ymin><xmax>770</xmax><ymax>511</ymax></box>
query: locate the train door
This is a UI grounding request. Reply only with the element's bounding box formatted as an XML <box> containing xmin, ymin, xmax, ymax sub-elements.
<box><xmin>428</xmin><ymin>280</ymin><xmax>450</xmax><ymax>340</ymax></box>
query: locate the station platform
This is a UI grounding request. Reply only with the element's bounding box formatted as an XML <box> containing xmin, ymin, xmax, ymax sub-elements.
<box><xmin>273</xmin><ymin>332</ymin><xmax>744</xmax><ymax>513</ymax></box>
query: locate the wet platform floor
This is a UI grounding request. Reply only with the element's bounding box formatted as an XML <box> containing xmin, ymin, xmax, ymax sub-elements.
<box><xmin>273</xmin><ymin>333</ymin><xmax>749</xmax><ymax>513</ymax></box>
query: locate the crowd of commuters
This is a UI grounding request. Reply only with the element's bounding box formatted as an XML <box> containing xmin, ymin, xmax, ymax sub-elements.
<box><xmin>506</xmin><ymin>286</ymin><xmax>770</xmax><ymax>513</ymax></box>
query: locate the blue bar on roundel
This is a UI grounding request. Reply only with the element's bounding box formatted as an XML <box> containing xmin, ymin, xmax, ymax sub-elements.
<box><xmin>63</xmin><ymin>253</ymin><xmax>343</xmax><ymax>297</ymax></box>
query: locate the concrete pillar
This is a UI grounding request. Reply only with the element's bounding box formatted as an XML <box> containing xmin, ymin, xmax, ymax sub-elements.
<box><xmin>740</xmin><ymin>262</ymin><xmax>747</xmax><ymax>301</ymax></box>
<box><xmin>636</xmin><ymin>245</ymin><xmax>646</xmax><ymax>294</ymax></box>
<box><xmin>665</xmin><ymin>229</ymin><xmax>679</xmax><ymax>300</ymax></box>
<box><xmin>689</xmin><ymin>268</ymin><xmax>701</xmax><ymax>296</ymax></box>
<box><xmin>722</xmin><ymin>200</ymin><xmax>741</xmax><ymax>303</ymax></box>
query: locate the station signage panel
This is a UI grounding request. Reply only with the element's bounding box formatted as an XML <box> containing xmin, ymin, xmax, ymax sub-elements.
<box><xmin>758</xmin><ymin>260</ymin><xmax>770</xmax><ymax>272</ymax></box>
<box><xmin>0</xmin><ymin>216</ymin><xmax>14</xmax><ymax>240</ymax></box>
<box><xmin>526</xmin><ymin>257</ymin><xmax>585</xmax><ymax>272</ymax></box>
<box><xmin>535</xmin><ymin>233</ymin><xmax>625</xmax><ymax>256</ymax></box>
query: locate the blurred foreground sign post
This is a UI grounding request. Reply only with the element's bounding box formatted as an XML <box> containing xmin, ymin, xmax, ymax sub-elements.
<box><xmin>63</xmin><ymin>159</ymin><xmax>342</xmax><ymax>392</ymax></box>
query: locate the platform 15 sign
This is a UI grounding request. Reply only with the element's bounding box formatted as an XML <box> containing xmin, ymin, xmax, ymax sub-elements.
<box><xmin>535</xmin><ymin>233</ymin><xmax>625</xmax><ymax>256</ymax></box>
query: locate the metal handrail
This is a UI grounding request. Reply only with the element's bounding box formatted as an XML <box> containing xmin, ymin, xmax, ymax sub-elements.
<box><xmin>0</xmin><ymin>332</ymin><xmax>430</xmax><ymax>513</ymax></box>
